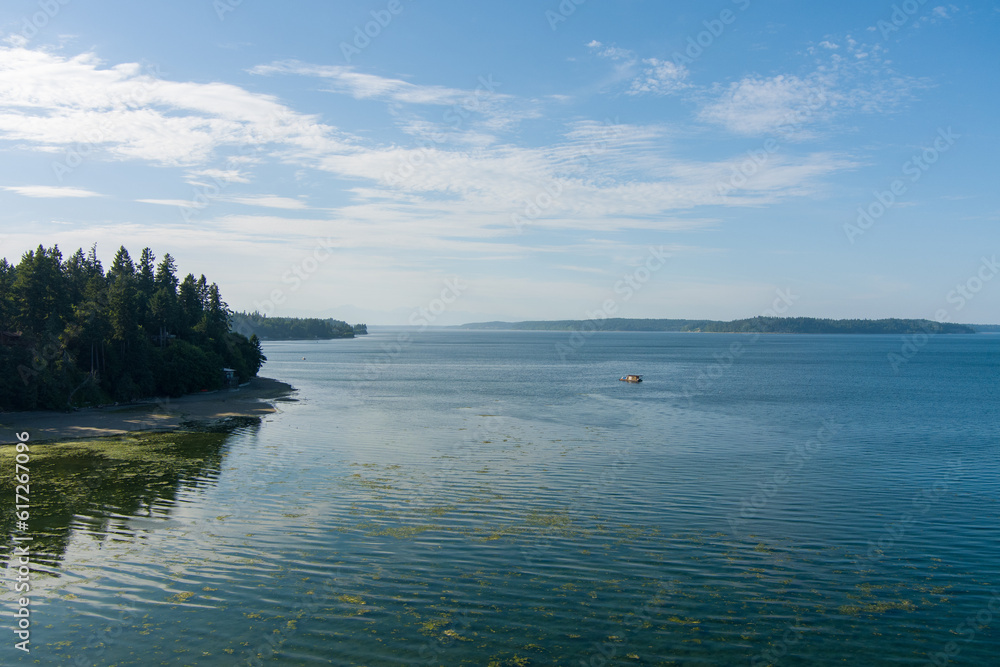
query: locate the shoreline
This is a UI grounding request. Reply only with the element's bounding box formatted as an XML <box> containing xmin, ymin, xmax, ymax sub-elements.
<box><xmin>0</xmin><ymin>376</ymin><xmax>296</xmax><ymax>445</ymax></box>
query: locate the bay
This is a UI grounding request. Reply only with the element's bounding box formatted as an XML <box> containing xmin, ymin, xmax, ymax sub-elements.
<box><xmin>3</xmin><ymin>331</ymin><xmax>998</xmax><ymax>665</ymax></box>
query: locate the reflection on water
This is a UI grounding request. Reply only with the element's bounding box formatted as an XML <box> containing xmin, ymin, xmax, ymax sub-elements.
<box><xmin>1</xmin><ymin>332</ymin><xmax>997</xmax><ymax>665</ymax></box>
<box><xmin>0</xmin><ymin>426</ymin><xmax>246</xmax><ymax>570</ymax></box>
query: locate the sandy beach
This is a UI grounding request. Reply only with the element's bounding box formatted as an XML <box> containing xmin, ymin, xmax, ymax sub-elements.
<box><xmin>0</xmin><ymin>376</ymin><xmax>296</xmax><ymax>444</ymax></box>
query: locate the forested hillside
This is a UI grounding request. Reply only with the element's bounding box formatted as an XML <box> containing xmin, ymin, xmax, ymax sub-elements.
<box><xmin>0</xmin><ymin>244</ymin><xmax>266</xmax><ymax>411</ymax></box>
<box><xmin>461</xmin><ymin>317</ymin><xmax>976</xmax><ymax>334</ymax></box>
<box><xmin>230</xmin><ymin>312</ymin><xmax>363</xmax><ymax>340</ymax></box>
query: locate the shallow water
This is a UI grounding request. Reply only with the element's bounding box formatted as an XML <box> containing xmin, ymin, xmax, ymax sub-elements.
<box><xmin>2</xmin><ymin>331</ymin><xmax>998</xmax><ymax>665</ymax></box>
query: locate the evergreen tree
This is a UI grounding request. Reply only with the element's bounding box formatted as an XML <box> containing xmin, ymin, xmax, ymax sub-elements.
<box><xmin>12</xmin><ymin>245</ymin><xmax>68</xmax><ymax>336</ymax></box>
<box><xmin>201</xmin><ymin>283</ymin><xmax>230</xmax><ymax>343</ymax></box>
<box><xmin>107</xmin><ymin>246</ymin><xmax>135</xmax><ymax>283</ymax></box>
<box><xmin>64</xmin><ymin>248</ymin><xmax>89</xmax><ymax>306</ymax></box>
<box><xmin>0</xmin><ymin>243</ymin><xmax>267</xmax><ymax>410</ymax></box>
<box><xmin>178</xmin><ymin>274</ymin><xmax>202</xmax><ymax>336</ymax></box>
<box><xmin>154</xmin><ymin>253</ymin><xmax>178</xmax><ymax>292</ymax></box>
<box><xmin>85</xmin><ymin>244</ymin><xmax>104</xmax><ymax>279</ymax></box>
<box><xmin>136</xmin><ymin>248</ymin><xmax>156</xmax><ymax>329</ymax></box>
<box><xmin>107</xmin><ymin>247</ymin><xmax>138</xmax><ymax>344</ymax></box>
<box><xmin>0</xmin><ymin>259</ymin><xmax>15</xmax><ymax>329</ymax></box>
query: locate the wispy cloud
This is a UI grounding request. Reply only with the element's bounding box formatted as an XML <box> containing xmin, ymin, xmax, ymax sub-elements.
<box><xmin>136</xmin><ymin>198</ymin><xmax>192</xmax><ymax>207</ymax></box>
<box><xmin>698</xmin><ymin>36</ymin><xmax>927</xmax><ymax>137</ymax></box>
<box><xmin>250</xmin><ymin>59</ymin><xmax>537</xmax><ymax>134</ymax></box>
<box><xmin>3</xmin><ymin>185</ymin><xmax>104</xmax><ymax>198</ymax></box>
<box><xmin>627</xmin><ymin>58</ymin><xmax>689</xmax><ymax>96</ymax></box>
<box><xmin>0</xmin><ymin>46</ymin><xmax>347</xmax><ymax>166</ymax></box>
<box><xmin>0</xmin><ymin>44</ymin><xmax>865</xmax><ymax>262</ymax></box>
<box><xmin>555</xmin><ymin>264</ymin><xmax>609</xmax><ymax>274</ymax></box>
<box><xmin>932</xmin><ymin>5</ymin><xmax>959</xmax><ymax>20</ymax></box>
<box><xmin>699</xmin><ymin>74</ymin><xmax>828</xmax><ymax>138</ymax></box>
<box><xmin>587</xmin><ymin>41</ymin><xmax>689</xmax><ymax>96</ymax></box>
<box><xmin>251</xmin><ymin>60</ymin><xmax>475</xmax><ymax>106</ymax></box>
<box><xmin>225</xmin><ymin>195</ymin><xmax>309</xmax><ymax>209</ymax></box>
<box><xmin>186</xmin><ymin>168</ymin><xmax>251</xmax><ymax>185</ymax></box>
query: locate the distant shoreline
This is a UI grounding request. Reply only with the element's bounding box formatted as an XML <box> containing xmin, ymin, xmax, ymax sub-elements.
<box><xmin>0</xmin><ymin>376</ymin><xmax>295</xmax><ymax>445</ymax></box>
<box><xmin>455</xmin><ymin>316</ymin><xmax>990</xmax><ymax>335</ymax></box>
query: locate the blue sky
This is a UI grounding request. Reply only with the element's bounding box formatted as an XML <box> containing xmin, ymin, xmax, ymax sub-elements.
<box><xmin>0</xmin><ymin>0</ymin><xmax>997</xmax><ymax>325</ymax></box>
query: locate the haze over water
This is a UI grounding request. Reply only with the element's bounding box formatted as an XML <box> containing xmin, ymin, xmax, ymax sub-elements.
<box><xmin>4</xmin><ymin>331</ymin><xmax>999</xmax><ymax>665</ymax></box>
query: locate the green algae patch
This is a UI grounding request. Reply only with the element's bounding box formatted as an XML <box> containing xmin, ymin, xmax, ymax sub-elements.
<box><xmin>0</xmin><ymin>431</ymin><xmax>230</xmax><ymax>561</ymax></box>
<box><xmin>524</xmin><ymin>510</ymin><xmax>571</xmax><ymax>529</ymax></box>
<box><xmin>337</xmin><ymin>595</ymin><xmax>366</xmax><ymax>605</ymax></box>
<box><xmin>365</xmin><ymin>523</ymin><xmax>437</xmax><ymax>538</ymax></box>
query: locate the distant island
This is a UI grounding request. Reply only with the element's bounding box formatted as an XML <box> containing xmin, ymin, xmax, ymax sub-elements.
<box><xmin>459</xmin><ymin>317</ymin><xmax>979</xmax><ymax>334</ymax></box>
<box><xmin>230</xmin><ymin>312</ymin><xmax>367</xmax><ymax>340</ymax></box>
<box><xmin>1</xmin><ymin>244</ymin><xmax>266</xmax><ymax>412</ymax></box>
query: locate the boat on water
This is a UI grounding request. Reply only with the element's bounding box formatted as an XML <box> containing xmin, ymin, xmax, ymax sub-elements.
<box><xmin>619</xmin><ymin>374</ymin><xmax>643</xmax><ymax>383</ymax></box>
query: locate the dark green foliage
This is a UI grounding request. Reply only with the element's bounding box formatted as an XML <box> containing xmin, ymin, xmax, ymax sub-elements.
<box><xmin>461</xmin><ymin>317</ymin><xmax>978</xmax><ymax>334</ymax></box>
<box><xmin>353</xmin><ymin>323</ymin><xmax>368</xmax><ymax>335</ymax></box>
<box><xmin>229</xmin><ymin>311</ymin><xmax>355</xmax><ymax>340</ymax></box>
<box><xmin>152</xmin><ymin>340</ymin><xmax>223</xmax><ymax>397</ymax></box>
<box><xmin>0</xmin><ymin>244</ymin><xmax>266</xmax><ymax>411</ymax></box>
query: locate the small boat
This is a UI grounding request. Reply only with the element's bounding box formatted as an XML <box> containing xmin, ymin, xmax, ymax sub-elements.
<box><xmin>619</xmin><ymin>374</ymin><xmax>643</xmax><ymax>383</ymax></box>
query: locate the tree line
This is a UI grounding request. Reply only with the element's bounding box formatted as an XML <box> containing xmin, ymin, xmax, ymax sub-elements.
<box><xmin>0</xmin><ymin>244</ymin><xmax>266</xmax><ymax>411</ymax></box>
<box><xmin>230</xmin><ymin>312</ymin><xmax>366</xmax><ymax>340</ymax></box>
<box><xmin>461</xmin><ymin>317</ymin><xmax>976</xmax><ymax>334</ymax></box>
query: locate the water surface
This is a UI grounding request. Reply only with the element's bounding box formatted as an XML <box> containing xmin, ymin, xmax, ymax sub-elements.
<box><xmin>2</xmin><ymin>331</ymin><xmax>998</xmax><ymax>665</ymax></box>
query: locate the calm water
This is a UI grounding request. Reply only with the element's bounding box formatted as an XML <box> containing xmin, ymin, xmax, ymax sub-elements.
<box><xmin>2</xmin><ymin>331</ymin><xmax>999</xmax><ymax>665</ymax></box>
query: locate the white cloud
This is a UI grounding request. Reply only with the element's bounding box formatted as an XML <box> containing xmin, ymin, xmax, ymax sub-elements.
<box><xmin>588</xmin><ymin>42</ymin><xmax>688</xmax><ymax>96</ymax></box>
<box><xmin>555</xmin><ymin>264</ymin><xmax>609</xmax><ymax>275</ymax></box>
<box><xmin>225</xmin><ymin>195</ymin><xmax>309</xmax><ymax>210</ymax></box>
<box><xmin>627</xmin><ymin>58</ymin><xmax>689</xmax><ymax>96</ymax></box>
<box><xmin>699</xmin><ymin>37</ymin><xmax>925</xmax><ymax>137</ymax></box>
<box><xmin>0</xmin><ymin>44</ymin><xmax>863</xmax><ymax>264</ymax></box>
<box><xmin>250</xmin><ymin>60</ymin><xmax>508</xmax><ymax>112</ymax></box>
<box><xmin>586</xmin><ymin>41</ymin><xmax>634</xmax><ymax>62</ymax></box>
<box><xmin>2</xmin><ymin>185</ymin><xmax>104</xmax><ymax>198</ymax></box>
<box><xmin>136</xmin><ymin>198</ymin><xmax>192</xmax><ymax>207</ymax></box>
<box><xmin>250</xmin><ymin>59</ymin><xmax>539</xmax><ymax>135</ymax></box>
<box><xmin>186</xmin><ymin>168</ymin><xmax>251</xmax><ymax>184</ymax></box>
<box><xmin>699</xmin><ymin>75</ymin><xmax>828</xmax><ymax>138</ymax></box>
<box><xmin>251</xmin><ymin>60</ymin><xmax>473</xmax><ymax>106</ymax></box>
<box><xmin>0</xmin><ymin>46</ymin><xmax>347</xmax><ymax>166</ymax></box>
